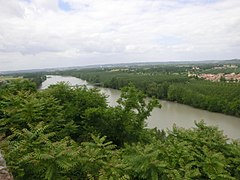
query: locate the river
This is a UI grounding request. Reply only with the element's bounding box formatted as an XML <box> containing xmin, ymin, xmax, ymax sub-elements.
<box><xmin>41</xmin><ymin>75</ymin><xmax>240</xmax><ymax>140</ymax></box>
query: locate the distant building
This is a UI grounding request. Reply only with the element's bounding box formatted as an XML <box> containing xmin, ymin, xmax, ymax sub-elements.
<box><xmin>198</xmin><ymin>73</ymin><xmax>240</xmax><ymax>82</ymax></box>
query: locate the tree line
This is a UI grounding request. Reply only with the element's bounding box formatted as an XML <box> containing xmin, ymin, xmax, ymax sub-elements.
<box><xmin>59</xmin><ymin>68</ymin><xmax>240</xmax><ymax>117</ymax></box>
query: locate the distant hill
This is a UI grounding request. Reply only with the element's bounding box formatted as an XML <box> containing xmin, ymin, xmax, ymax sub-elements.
<box><xmin>1</xmin><ymin>59</ymin><xmax>239</xmax><ymax>75</ymax></box>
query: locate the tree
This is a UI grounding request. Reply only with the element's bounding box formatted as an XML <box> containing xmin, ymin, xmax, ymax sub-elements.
<box><xmin>1</xmin><ymin>79</ymin><xmax>240</xmax><ymax>179</ymax></box>
<box><xmin>123</xmin><ymin>142</ymin><xmax>167</xmax><ymax>179</ymax></box>
<box><xmin>2</xmin><ymin>122</ymin><xmax>79</xmax><ymax>180</ymax></box>
<box><xmin>83</xmin><ymin>84</ymin><xmax>160</xmax><ymax>146</ymax></box>
<box><xmin>77</xmin><ymin>135</ymin><xmax>127</xmax><ymax>179</ymax></box>
<box><xmin>0</xmin><ymin>91</ymin><xmax>64</xmax><ymax>138</ymax></box>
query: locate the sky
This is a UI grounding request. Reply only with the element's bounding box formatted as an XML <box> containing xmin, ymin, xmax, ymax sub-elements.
<box><xmin>0</xmin><ymin>0</ymin><xmax>240</xmax><ymax>71</ymax></box>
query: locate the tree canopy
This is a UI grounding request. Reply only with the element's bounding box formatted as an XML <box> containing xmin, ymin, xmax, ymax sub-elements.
<box><xmin>0</xmin><ymin>79</ymin><xmax>240</xmax><ymax>179</ymax></box>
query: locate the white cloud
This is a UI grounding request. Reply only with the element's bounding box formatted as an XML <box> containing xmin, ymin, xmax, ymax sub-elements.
<box><xmin>0</xmin><ymin>0</ymin><xmax>240</xmax><ymax>71</ymax></box>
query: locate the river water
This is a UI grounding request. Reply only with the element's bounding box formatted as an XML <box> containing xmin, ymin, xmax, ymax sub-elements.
<box><xmin>41</xmin><ymin>75</ymin><xmax>240</xmax><ymax>140</ymax></box>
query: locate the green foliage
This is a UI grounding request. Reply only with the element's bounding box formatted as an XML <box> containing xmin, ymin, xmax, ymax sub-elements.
<box><xmin>78</xmin><ymin>135</ymin><xmax>128</xmax><ymax>179</ymax></box>
<box><xmin>0</xmin><ymin>90</ymin><xmax>64</xmax><ymax>138</ymax></box>
<box><xmin>83</xmin><ymin>84</ymin><xmax>160</xmax><ymax>146</ymax></box>
<box><xmin>0</xmin><ymin>78</ymin><xmax>37</xmax><ymax>94</ymax></box>
<box><xmin>44</xmin><ymin>82</ymin><xmax>107</xmax><ymax>121</ymax></box>
<box><xmin>68</xmin><ymin>68</ymin><xmax>240</xmax><ymax>117</ymax></box>
<box><xmin>121</xmin><ymin>121</ymin><xmax>239</xmax><ymax>179</ymax></box>
<box><xmin>2</xmin><ymin>122</ymin><xmax>79</xmax><ymax>180</ymax></box>
<box><xmin>123</xmin><ymin>142</ymin><xmax>167</xmax><ymax>179</ymax></box>
<box><xmin>118</xmin><ymin>84</ymin><xmax>160</xmax><ymax>119</ymax></box>
<box><xmin>162</xmin><ymin>121</ymin><xmax>233</xmax><ymax>179</ymax></box>
<box><xmin>1</xmin><ymin>79</ymin><xmax>240</xmax><ymax>179</ymax></box>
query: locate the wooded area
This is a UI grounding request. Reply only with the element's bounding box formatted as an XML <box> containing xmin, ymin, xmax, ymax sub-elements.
<box><xmin>0</xmin><ymin>78</ymin><xmax>240</xmax><ymax>179</ymax></box>
<box><xmin>57</xmin><ymin>68</ymin><xmax>240</xmax><ymax>117</ymax></box>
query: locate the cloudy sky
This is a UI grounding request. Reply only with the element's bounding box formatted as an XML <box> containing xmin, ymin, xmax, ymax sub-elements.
<box><xmin>0</xmin><ymin>0</ymin><xmax>240</xmax><ymax>71</ymax></box>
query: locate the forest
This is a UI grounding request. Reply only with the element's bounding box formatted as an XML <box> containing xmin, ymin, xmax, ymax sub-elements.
<box><xmin>57</xmin><ymin>66</ymin><xmax>240</xmax><ymax>117</ymax></box>
<box><xmin>0</xmin><ymin>78</ymin><xmax>240</xmax><ymax>179</ymax></box>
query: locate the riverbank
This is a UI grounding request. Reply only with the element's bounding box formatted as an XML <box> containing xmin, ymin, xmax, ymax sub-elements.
<box><xmin>62</xmin><ymin>69</ymin><xmax>240</xmax><ymax>118</ymax></box>
<box><xmin>90</xmin><ymin>80</ymin><xmax>240</xmax><ymax>118</ymax></box>
<box><xmin>41</xmin><ymin>75</ymin><xmax>240</xmax><ymax>139</ymax></box>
